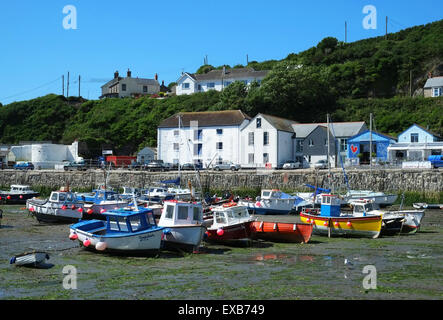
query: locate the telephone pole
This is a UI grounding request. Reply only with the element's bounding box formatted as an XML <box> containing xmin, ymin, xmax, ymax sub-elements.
<box><xmin>345</xmin><ymin>21</ymin><xmax>347</xmax><ymax>43</ymax></box>
<box><xmin>78</xmin><ymin>75</ymin><xmax>81</xmax><ymax>97</ymax></box>
<box><xmin>385</xmin><ymin>16</ymin><xmax>388</xmax><ymax>40</ymax></box>
<box><xmin>62</xmin><ymin>75</ymin><xmax>64</xmax><ymax>96</ymax></box>
<box><xmin>67</xmin><ymin>72</ymin><xmax>70</xmax><ymax>97</ymax></box>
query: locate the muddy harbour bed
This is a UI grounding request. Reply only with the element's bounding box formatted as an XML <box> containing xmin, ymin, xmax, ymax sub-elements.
<box><xmin>0</xmin><ymin>205</ymin><xmax>442</xmax><ymax>300</ymax></box>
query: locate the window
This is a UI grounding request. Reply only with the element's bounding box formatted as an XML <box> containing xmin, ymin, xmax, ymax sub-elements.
<box><xmin>248</xmin><ymin>153</ymin><xmax>254</xmax><ymax>164</ymax></box>
<box><xmin>248</xmin><ymin>132</ymin><xmax>254</xmax><ymax>145</ymax></box>
<box><xmin>340</xmin><ymin>139</ymin><xmax>348</xmax><ymax>152</ymax></box>
<box><xmin>207</xmin><ymin>83</ymin><xmax>215</xmax><ymax>88</ymax></box>
<box><xmin>173</xmin><ymin>143</ymin><xmax>179</xmax><ymax>151</ymax></box>
<box><xmin>51</xmin><ymin>193</ymin><xmax>58</xmax><ymax>201</ymax></box>
<box><xmin>193</xmin><ymin>207</ymin><xmax>201</xmax><ymax>221</ymax></box>
<box><xmin>143</xmin><ymin>86</ymin><xmax>147</xmax><ymax>93</ymax></box>
<box><xmin>215</xmin><ymin>212</ymin><xmax>226</xmax><ymax>224</ymax></box>
<box><xmin>216</xmin><ymin>129</ymin><xmax>223</xmax><ymax>135</ymax></box>
<box><xmin>216</xmin><ymin>142</ymin><xmax>223</xmax><ymax>150</ymax></box>
<box><xmin>256</xmin><ymin>118</ymin><xmax>262</xmax><ymax>128</ymax></box>
<box><xmin>182</xmin><ymin>83</ymin><xmax>190</xmax><ymax>89</ymax></box>
<box><xmin>224</xmin><ymin>81</ymin><xmax>232</xmax><ymax>87</ymax></box>
<box><xmin>296</xmin><ymin>140</ymin><xmax>303</xmax><ymax>153</ymax></box>
<box><xmin>194</xmin><ymin>143</ymin><xmax>202</xmax><ymax>156</ymax></box>
<box><xmin>309</xmin><ymin>139</ymin><xmax>314</xmax><ymax>147</ymax></box>
<box><xmin>59</xmin><ymin>193</ymin><xmax>66</xmax><ymax>202</ymax></box>
<box><xmin>177</xmin><ymin>206</ymin><xmax>188</xmax><ymax>220</ymax></box>
<box><xmin>197</xmin><ymin>84</ymin><xmax>201</xmax><ymax>91</ymax></box>
<box><xmin>122</xmin><ymin>84</ymin><xmax>127</xmax><ymax>91</ymax></box>
<box><xmin>263</xmin><ymin>132</ymin><xmax>269</xmax><ymax>145</ymax></box>
<box><xmin>263</xmin><ymin>153</ymin><xmax>269</xmax><ymax>164</ymax></box>
<box><xmin>165</xmin><ymin>205</ymin><xmax>174</xmax><ymax>219</ymax></box>
<box><xmin>411</xmin><ymin>133</ymin><xmax>419</xmax><ymax>143</ymax></box>
<box><xmin>128</xmin><ymin>215</ymin><xmax>144</xmax><ymax>232</ymax></box>
<box><xmin>174</xmin><ymin>130</ymin><xmax>179</xmax><ymax>136</ymax></box>
<box><xmin>433</xmin><ymin>88</ymin><xmax>442</xmax><ymax>97</ymax></box>
<box><xmin>217</xmin><ymin>157</ymin><xmax>223</xmax><ymax>165</ymax></box>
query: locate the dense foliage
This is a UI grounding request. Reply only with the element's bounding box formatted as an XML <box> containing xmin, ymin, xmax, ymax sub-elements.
<box><xmin>1</xmin><ymin>20</ymin><xmax>442</xmax><ymax>157</ymax></box>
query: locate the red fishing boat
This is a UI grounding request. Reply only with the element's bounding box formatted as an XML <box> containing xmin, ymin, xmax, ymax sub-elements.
<box><xmin>205</xmin><ymin>202</ymin><xmax>255</xmax><ymax>244</ymax></box>
<box><xmin>250</xmin><ymin>221</ymin><xmax>313</xmax><ymax>243</ymax></box>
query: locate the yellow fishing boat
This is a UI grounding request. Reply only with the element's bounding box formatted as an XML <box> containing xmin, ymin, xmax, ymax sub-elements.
<box><xmin>300</xmin><ymin>194</ymin><xmax>382</xmax><ymax>239</ymax></box>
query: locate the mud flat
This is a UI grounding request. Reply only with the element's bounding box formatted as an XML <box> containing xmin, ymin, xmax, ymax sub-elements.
<box><xmin>0</xmin><ymin>205</ymin><xmax>442</xmax><ymax>300</ymax></box>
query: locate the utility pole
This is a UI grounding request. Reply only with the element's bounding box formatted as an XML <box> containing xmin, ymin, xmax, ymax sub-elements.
<box><xmin>369</xmin><ymin>113</ymin><xmax>373</xmax><ymax>169</ymax></box>
<box><xmin>67</xmin><ymin>72</ymin><xmax>70</xmax><ymax>97</ymax></box>
<box><xmin>385</xmin><ymin>16</ymin><xmax>388</xmax><ymax>40</ymax></box>
<box><xmin>62</xmin><ymin>75</ymin><xmax>64</xmax><ymax>96</ymax></box>
<box><xmin>327</xmin><ymin>113</ymin><xmax>331</xmax><ymax>190</ymax></box>
<box><xmin>78</xmin><ymin>75</ymin><xmax>81</xmax><ymax>97</ymax></box>
<box><xmin>345</xmin><ymin>21</ymin><xmax>347</xmax><ymax>43</ymax></box>
<box><xmin>246</xmin><ymin>54</ymin><xmax>249</xmax><ymax>65</ymax></box>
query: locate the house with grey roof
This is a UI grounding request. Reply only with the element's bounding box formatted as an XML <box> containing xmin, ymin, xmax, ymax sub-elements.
<box><xmin>175</xmin><ymin>68</ymin><xmax>269</xmax><ymax>95</ymax></box>
<box><xmin>424</xmin><ymin>76</ymin><xmax>443</xmax><ymax>97</ymax></box>
<box><xmin>100</xmin><ymin>69</ymin><xmax>160</xmax><ymax>99</ymax></box>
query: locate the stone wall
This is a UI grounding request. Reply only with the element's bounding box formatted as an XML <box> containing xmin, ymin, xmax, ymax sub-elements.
<box><xmin>0</xmin><ymin>168</ymin><xmax>441</xmax><ymax>193</ymax></box>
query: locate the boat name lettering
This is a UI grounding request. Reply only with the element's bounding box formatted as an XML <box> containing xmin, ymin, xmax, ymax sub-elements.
<box><xmin>139</xmin><ymin>234</ymin><xmax>155</xmax><ymax>241</ymax></box>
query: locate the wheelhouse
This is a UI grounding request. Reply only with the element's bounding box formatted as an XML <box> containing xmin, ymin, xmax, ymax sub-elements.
<box><xmin>105</xmin><ymin>209</ymin><xmax>157</xmax><ymax>233</ymax></box>
<box><xmin>160</xmin><ymin>201</ymin><xmax>203</xmax><ymax>226</ymax></box>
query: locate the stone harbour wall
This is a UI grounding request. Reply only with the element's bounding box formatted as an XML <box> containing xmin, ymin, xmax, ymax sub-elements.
<box><xmin>0</xmin><ymin>168</ymin><xmax>442</xmax><ymax>193</ymax></box>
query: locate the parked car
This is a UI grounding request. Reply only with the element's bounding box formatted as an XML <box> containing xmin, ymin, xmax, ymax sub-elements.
<box><xmin>146</xmin><ymin>160</ymin><xmax>168</xmax><ymax>172</ymax></box>
<box><xmin>13</xmin><ymin>162</ymin><xmax>34</xmax><ymax>170</ymax></box>
<box><xmin>282</xmin><ymin>160</ymin><xmax>301</xmax><ymax>170</ymax></box>
<box><xmin>180</xmin><ymin>163</ymin><xmax>203</xmax><ymax>171</ymax></box>
<box><xmin>314</xmin><ymin>159</ymin><xmax>328</xmax><ymax>169</ymax></box>
<box><xmin>63</xmin><ymin>160</ymin><xmax>87</xmax><ymax>171</ymax></box>
<box><xmin>428</xmin><ymin>155</ymin><xmax>443</xmax><ymax>168</ymax></box>
<box><xmin>128</xmin><ymin>161</ymin><xmax>147</xmax><ymax>171</ymax></box>
<box><xmin>212</xmin><ymin>161</ymin><xmax>241</xmax><ymax>171</ymax></box>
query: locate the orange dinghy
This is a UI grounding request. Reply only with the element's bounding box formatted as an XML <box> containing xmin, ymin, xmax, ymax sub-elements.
<box><xmin>250</xmin><ymin>221</ymin><xmax>313</xmax><ymax>243</ymax></box>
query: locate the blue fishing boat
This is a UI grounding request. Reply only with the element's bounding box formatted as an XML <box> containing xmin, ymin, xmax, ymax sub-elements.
<box><xmin>238</xmin><ymin>189</ymin><xmax>298</xmax><ymax>215</ymax></box>
<box><xmin>76</xmin><ymin>189</ymin><xmax>129</xmax><ymax>219</ymax></box>
<box><xmin>69</xmin><ymin>204</ymin><xmax>165</xmax><ymax>254</ymax></box>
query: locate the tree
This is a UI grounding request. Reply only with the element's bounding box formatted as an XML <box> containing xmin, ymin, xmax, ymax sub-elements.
<box><xmin>196</xmin><ymin>65</ymin><xmax>215</xmax><ymax>74</ymax></box>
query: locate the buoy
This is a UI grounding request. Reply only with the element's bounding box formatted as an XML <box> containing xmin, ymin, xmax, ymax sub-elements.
<box><xmin>78</xmin><ymin>207</ymin><xmax>83</xmax><ymax>213</ymax></box>
<box><xmin>61</xmin><ymin>205</ymin><xmax>67</xmax><ymax>210</ymax></box>
<box><xmin>255</xmin><ymin>201</ymin><xmax>261</xmax><ymax>207</ymax></box>
<box><xmin>7</xmin><ymin>195</ymin><xmax>11</xmax><ymax>200</ymax></box>
<box><xmin>95</xmin><ymin>242</ymin><xmax>107</xmax><ymax>251</ymax></box>
<box><xmin>334</xmin><ymin>221</ymin><xmax>339</xmax><ymax>227</ymax></box>
<box><xmin>83</xmin><ymin>239</ymin><xmax>91</xmax><ymax>247</ymax></box>
<box><xmin>217</xmin><ymin>228</ymin><xmax>224</xmax><ymax>236</ymax></box>
<box><xmin>87</xmin><ymin>208</ymin><xmax>93</xmax><ymax>215</ymax></box>
<box><xmin>29</xmin><ymin>207</ymin><xmax>34</xmax><ymax>212</ymax></box>
<box><xmin>69</xmin><ymin>233</ymin><xmax>78</xmax><ymax>240</ymax></box>
<box><xmin>347</xmin><ymin>221</ymin><xmax>352</xmax><ymax>227</ymax></box>
<box><xmin>19</xmin><ymin>195</ymin><xmax>23</xmax><ymax>199</ymax></box>
<box><xmin>100</xmin><ymin>209</ymin><xmax>106</xmax><ymax>214</ymax></box>
<box><xmin>306</xmin><ymin>218</ymin><xmax>310</xmax><ymax>223</ymax></box>
<box><xmin>71</xmin><ymin>204</ymin><xmax>76</xmax><ymax>210</ymax></box>
<box><xmin>323</xmin><ymin>221</ymin><xmax>328</xmax><ymax>226</ymax></box>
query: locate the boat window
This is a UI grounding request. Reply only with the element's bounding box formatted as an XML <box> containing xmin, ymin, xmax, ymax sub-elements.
<box><xmin>128</xmin><ymin>215</ymin><xmax>145</xmax><ymax>232</ymax></box>
<box><xmin>117</xmin><ymin>217</ymin><xmax>129</xmax><ymax>232</ymax></box>
<box><xmin>215</xmin><ymin>212</ymin><xmax>226</xmax><ymax>224</ymax></box>
<box><xmin>354</xmin><ymin>205</ymin><xmax>364</xmax><ymax>213</ymax></box>
<box><xmin>262</xmin><ymin>191</ymin><xmax>270</xmax><ymax>197</ymax></box>
<box><xmin>193</xmin><ymin>207</ymin><xmax>201</xmax><ymax>221</ymax></box>
<box><xmin>177</xmin><ymin>206</ymin><xmax>188</xmax><ymax>220</ymax></box>
<box><xmin>59</xmin><ymin>193</ymin><xmax>66</xmax><ymax>202</ymax></box>
<box><xmin>165</xmin><ymin>205</ymin><xmax>174</xmax><ymax>219</ymax></box>
<box><xmin>146</xmin><ymin>212</ymin><xmax>155</xmax><ymax>225</ymax></box>
<box><xmin>51</xmin><ymin>193</ymin><xmax>58</xmax><ymax>201</ymax></box>
<box><xmin>364</xmin><ymin>204</ymin><xmax>372</xmax><ymax>211</ymax></box>
<box><xmin>66</xmin><ymin>193</ymin><xmax>74</xmax><ymax>202</ymax></box>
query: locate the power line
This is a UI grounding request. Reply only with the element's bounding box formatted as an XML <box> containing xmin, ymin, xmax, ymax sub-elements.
<box><xmin>0</xmin><ymin>77</ymin><xmax>62</xmax><ymax>102</ymax></box>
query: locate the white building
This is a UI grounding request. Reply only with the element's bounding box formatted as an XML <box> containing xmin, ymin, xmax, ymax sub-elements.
<box><xmin>424</xmin><ymin>76</ymin><xmax>443</xmax><ymax>98</ymax></box>
<box><xmin>157</xmin><ymin>110</ymin><xmax>251</xmax><ymax>167</ymax></box>
<box><xmin>8</xmin><ymin>141</ymin><xmax>81</xmax><ymax>169</ymax></box>
<box><xmin>100</xmin><ymin>69</ymin><xmax>160</xmax><ymax>99</ymax></box>
<box><xmin>240</xmin><ymin>114</ymin><xmax>298</xmax><ymax>168</ymax></box>
<box><xmin>175</xmin><ymin>68</ymin><xmax>269</xmax><ymax>96</ymax></box>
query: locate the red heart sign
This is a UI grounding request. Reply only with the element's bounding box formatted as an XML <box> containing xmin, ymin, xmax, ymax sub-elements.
<box><xmin>351</xmin><ymin>145</ymin><xmax>358</xmax><ymax>154</ymax></box>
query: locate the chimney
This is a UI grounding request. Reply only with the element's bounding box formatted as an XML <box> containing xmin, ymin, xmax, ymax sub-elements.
<box><xmin>114</xmin><ymin>71</ymin><xmax>119</xmax><ymax>79</ymax></box>
<box><xmin>155</xmin><ymin>73</ymin><xmax>158</xmax><ymax>81</ymax></box>
<box><xmin>161</xmin><ymin>80</ymin><xmax>165</xmax><ymax>86</ymax></box>
<box><xmin>127</xmin><ymin>69</ymin><xmax>131</xmax><ymax>78</ymax></box>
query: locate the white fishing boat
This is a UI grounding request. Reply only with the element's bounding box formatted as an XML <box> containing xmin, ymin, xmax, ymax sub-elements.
<box><xmin>69</xmin><ymin>204</ymin><xmax>165</xmax><ymax>254</ymax></box>
<box><xmin>10</xmin><ymin>251</ymin><xmax>50</xmax><ymax>267</ymax></box>
<box><xmin>342</xmin><ymin>190</ymin><xmax>398</xmax><ymax>207</ymax></box>
<box><xmin>27</xmin><ymin>188</ymin><xmax>85</xmax><ymax>223</ymax></box>
<box><xmin>413</xmin><ymin>203</ymin><xmax>443</xmax><ymax>210</ymax></box>
<box><xmin>158</xmin><ymin>200</ymin><xmax>206</xmax><ymax>250</ymax></box>
<box><xmin>139</xmin><ymin>187</ymin><xmax>175</xmax><ymax>203</ymax></box>
<box><xmin>238</xmin><ymin>189</ymin><xmax>297</xmax><ymax>215</ymax></box>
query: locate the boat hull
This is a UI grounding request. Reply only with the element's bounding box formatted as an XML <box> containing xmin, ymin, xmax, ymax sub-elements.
<box><xmin>206</xmin><ymin>221</ymin><xmax>253</xmax><ymax>242</ymax></box>
<box><xmin>250</xmin><ymin>221</ymin><xmax>313</xmax><ymax>243</ymax></box>
<box><xmin>161</xmin><ymin>225</ymin><xmax>206</xmax><ymax>249</ymax></box>
<box><xmin>11</xmin><ymin>252</ymin><xmax>49</xmax><ymax>266</ymax></box>
<box><xmin>399</xmin><ymin>210</ymin><xmax>425</xmax><ymax>233</ymax></box>
<box><xmin>0</xmin><ymin>193</ymin><xmax>40</xmax><ymax>204</ymax></box>
<box><xmin>344</xmin><ymin>193</ymin><xmax>398</xmax><ymax>207</ymax></box>
<box><xmin>27</xmin><ymin>199</ymin><xmax>83</xmax><ymax>224</ymax></box>
<box><xmin>239</xmin><ymin>201</ymin><xmax>294</xmax><ymax>215</ymax></box>
<box><xmin>300</xmin><ymin>213</ymin><xmax>382</xmax><ymax>238</ymax></box>
<box><xmin>413</xmin><ymin>203</ymin><xmax>443</xmax><ymax>210</ymax></box>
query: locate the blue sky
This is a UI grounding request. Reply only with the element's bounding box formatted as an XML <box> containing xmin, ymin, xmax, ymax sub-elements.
<box><xmin>0</xmin><ymin>0</ymin><xmax>441</xmax><ymax>104</ymax></box>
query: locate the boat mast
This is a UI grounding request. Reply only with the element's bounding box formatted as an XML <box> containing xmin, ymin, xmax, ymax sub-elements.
<box><xmin>369</xmin><ymin>113</ymin><xmax>373</xmax><ymax>170</ymax></box>
<box><xmin>178</xmin><ymin>113</ymin><xmax>182</xmax><ymax>184</ymax></box>
<box><xmin>327</xmin><ymin>113</ymin><xmax>331</xmax><ymax>192</ymax></box>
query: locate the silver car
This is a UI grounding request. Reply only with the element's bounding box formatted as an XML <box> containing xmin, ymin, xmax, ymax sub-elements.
<box><xmin>314</xmin><ymin>159</ymin><xmax>328</xmax><ymax>169</ymax></box>
<box><xmin>212</xmin><ymin>161</ymin><xmax>241</xmax><ymax>171</ymax></box>
<box><xmin>282</xmin><ymin>160</ymin><xmax>301</xmax><ymax>169</ymax></box>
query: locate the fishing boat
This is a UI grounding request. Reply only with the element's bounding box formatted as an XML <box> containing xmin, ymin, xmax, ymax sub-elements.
<box><xmin>341</xmin><ymin>190</ymin><xmax>398</xmax><ymax>207</ymax></box>
<box><xmin>351</xmin><ymin>199</ymin><xmax>425</xmax><ymax>234</ymax></box>
<box><xmin>69</xmin><ymin>203</ymin><xmax>165</xmax><ymax>254</ymax></box>
<box><xmin>27</xmin><ymin>188</ymin><xmax>85</xmax><ymax>224</ymax></box>
<box><xmin>139</xmin><ymin>187</ymin><xmax>175</xmax><ymax>203</ymax></box>
<box><xmin>0</xmin><ymin>185</ymin><xmax>40</xmax><ymax>204</ymax></box>
<box><xmin>9</xmin><ymin>251</ymin><xmax>50</xmax><ymax>267</ymax></box>
<box><xmin>238</xmin><ymin>189</ymin><xmax>298</xmax><ymax>215</ymax></box>
<box><xmin>413</xmin><ymin>203</ymin><xmax>443</xmax><ymax>210</ymax></box>
<box><xmin>157</xmin><ymin>200</ymin><xmax>206</xmax><ymax>250</ymax></box>
<box><xmin>300</xmin><ymin>194</ymin><xmax>382</xmax><ymax>238</ymax></box>
<box><xmin>205</xmin><ymin>202</ymin><xmax>255</xmax><ymax>244</ymax></box>
<box><xmin>77</xmin><ymin>189</ymin><xmax>129</xmax><ymax>219</ymax></box>
<box><xmin>250</xmin><ymin>220</ymin><xmax>313</xmax><ymax>243</ymax></box>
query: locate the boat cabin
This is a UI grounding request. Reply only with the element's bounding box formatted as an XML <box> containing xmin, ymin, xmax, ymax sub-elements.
<box><xmin>159</xmin><ymin>200</ymin><xmax>203</xmax><ymax>227</ymax></box>
<box><xmin>320</xmin><ymin>194</ymin><xmax>341</xmax><ymax>217</ymax></box>
<box><xmin>211</xmin><ymin>204</ymin><xmax>251</xmax><ymax>228</ymax></box>
<box><xmin>105</xmin><ymin>208</ymin><xmax>158</xmax><ymax>234</ymax></box>
<box><xmin>80</xmin><ymin>189</ymin><xmax>121</xmax><ymax>203</ymax></box>
<box><xmin>9</xmin><ymin>185</ymin><xmax>36</xmax><ymax>193</ymax></box>
<box><xmin>260</xmin><ymin>189</ymin><xmax>282</xmax><ymax>199</ymax></box>
<box><xmin>350</xmin><ymin>200</ymin><xmax>381</xmax><ymax>217</ymax></box>
<box><xmin>49</xmin><ymin>191</ymin><xmax>80</xmax><ymax>203</ymax></box>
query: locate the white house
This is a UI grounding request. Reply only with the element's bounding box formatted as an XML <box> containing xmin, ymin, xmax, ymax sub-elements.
<box><xmin>100</xmin><ymin>69</ymin><xmax>160</xmax><ymax>99</ymax></box>
<box><xmin>8</xmin><ymin>141</ymin><xmax>82</xmax><ymax>169</ymax></box>
<box><xmin>424</xmin><ymin>76</ymin><xmax>443</xmax><ymax>98</ymax></box>
<box><xmin>240</xmin><ymin>114</ymin><xmax>298</xmax><ymax>168</ymax></box>
<box><xmin>157</xmin><ymin>110</ymin><xmax>251</xmax><ymax>167</ymax></box>
<box><xmin>175</xmin><ymin>68</ymin><xmax>269</xmax><ymax>96</ymax></box>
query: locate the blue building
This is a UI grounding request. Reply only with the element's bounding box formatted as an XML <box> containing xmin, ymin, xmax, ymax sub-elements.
<box><xmin>347</xmin><ymin>130</ymin><xmax>396</xmax><ymax>164</ymax></box>
<box><xmin>397</xmin><ymin>124</ymin><xmax>441</xmax><ymax>144</ymax></box>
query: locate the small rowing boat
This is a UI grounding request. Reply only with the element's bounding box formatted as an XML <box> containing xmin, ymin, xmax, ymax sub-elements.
<box><xmin>10</xmin><ymin>251</ymin><xmax>50</xmax><ymax>267</ymax></box>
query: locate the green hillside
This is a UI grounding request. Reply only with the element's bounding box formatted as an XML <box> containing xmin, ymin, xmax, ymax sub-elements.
<box><xmin>0</xmin><ymin>20</ymin><xmax>442</xmax><ymax>157</ymax></box>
